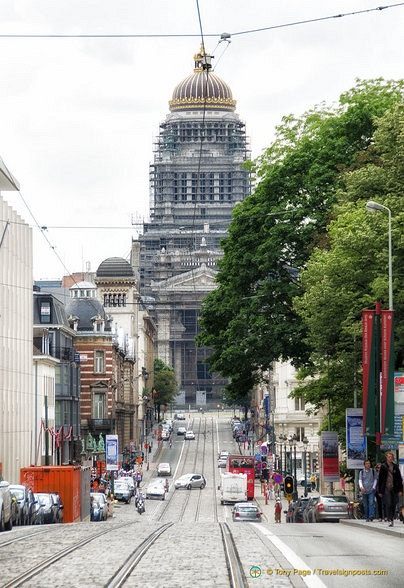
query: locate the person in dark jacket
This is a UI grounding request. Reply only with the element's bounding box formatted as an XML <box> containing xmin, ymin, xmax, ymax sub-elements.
<box><xmin>377</xmin><ymin>451</ymin><xmax>403</xmax><ymax>527</ymax></box>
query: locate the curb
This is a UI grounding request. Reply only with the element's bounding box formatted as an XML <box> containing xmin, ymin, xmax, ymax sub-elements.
<box><xmin>340</xmin><ymin>518</ymin><xmax>404</xmax><ymax>538</ymax></box>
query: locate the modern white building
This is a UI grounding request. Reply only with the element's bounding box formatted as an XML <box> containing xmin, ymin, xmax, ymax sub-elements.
<box><xmin>0</xmin><ymin>161</ymin><xmax>34</xmax><ymax>483</ymax></box>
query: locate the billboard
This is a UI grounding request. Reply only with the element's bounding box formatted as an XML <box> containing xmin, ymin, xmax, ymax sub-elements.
<box><xmin>321</xmin><ymin>431</ymin><xmax>340</xmax><ymax>482</ymax></box>
<box><xmin>105</xmin><ymin>435</ymin><xmax>118</xmax><ymax>471</ymax></box>
<box><xmin>346</xmin><ymin>408</ymin><xmax>366</xmax><ymax>469</ymax></box>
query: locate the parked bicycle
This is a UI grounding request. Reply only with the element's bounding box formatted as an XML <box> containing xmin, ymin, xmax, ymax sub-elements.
<box><xmin>348</xmin><ymin>496</ymin><xmax>364</xmax><ymax>520</ymax></box>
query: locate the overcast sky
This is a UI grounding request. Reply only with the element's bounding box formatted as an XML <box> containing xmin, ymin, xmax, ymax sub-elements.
<box><xmin>1</xmin><ymin>0</ymin><xmax>403</xmax><ymax>280</ymax></box>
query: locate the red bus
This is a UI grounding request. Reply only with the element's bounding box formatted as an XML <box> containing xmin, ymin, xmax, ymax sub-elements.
<box><xmin>228</xmin><ymin>455</ymin><xmax>255</xmax><ymax>499</ymax></box>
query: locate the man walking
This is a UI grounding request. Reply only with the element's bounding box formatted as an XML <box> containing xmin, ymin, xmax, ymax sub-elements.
<box><xmin>359</xmin><ymin>459</ymin><xmax>377</xmax><ymax>521</ymax></box>
<box><xmin>378</xmin><ymin>451</ymin><xmax>403</xmax><ymax>527</ymax></box>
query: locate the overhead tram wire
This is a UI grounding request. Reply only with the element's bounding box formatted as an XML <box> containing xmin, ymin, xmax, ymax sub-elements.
<box><xmin>0</xmin><ymin>4</ymin><xmax>401</xmax><ymax>39</ymax></box>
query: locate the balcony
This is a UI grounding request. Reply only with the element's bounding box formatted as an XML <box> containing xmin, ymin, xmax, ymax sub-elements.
<box><xmin>88</xmin><ymin>419</ymin><xmax>111</xmax><ymax>432</ymax></box>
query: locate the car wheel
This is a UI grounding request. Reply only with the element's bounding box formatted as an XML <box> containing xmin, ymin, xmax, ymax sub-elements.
<box><xmin>0</xmin><ymin>508</ymin><xmax>4</xmax><ymax>532</ymax></box>
<box><xmin>187</xmin><ymin>484</ymin><xmax>192</xmax><ymax>490</ymax></box>
<box><xmin>127</xmin><ymin>497</ymin><xmax>131</xmax><ymax>504</ymax></box>
<box><xmin>5</xmin><ymin>515</ymin><xmax>13</xmax><ymax>531</ymax></box>
<box><xmin>200</xmin><ymin>483</ymin><xmax>205</xmax><ymax>490</ymax></box>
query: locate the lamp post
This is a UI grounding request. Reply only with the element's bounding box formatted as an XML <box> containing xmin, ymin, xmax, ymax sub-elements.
<box><xmin>303</xmin><ymin>436</ymin><xmax>309</xmax><ymax>497</ymax></box>
<box><xmin>292</xmin><ymin>434</ymin><xmax>298</xmax><ymax>500</ymax></box>
<box><xmin>365</xmin><ymin>201</ymin><xmax>393</xmax><ymax>310</ymax></box>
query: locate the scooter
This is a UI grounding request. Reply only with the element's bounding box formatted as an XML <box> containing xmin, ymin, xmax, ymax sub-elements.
<box><xmin>135</xmin><ymin>492</ymin><xmax>145</xmax><ymax>515</ymax></box>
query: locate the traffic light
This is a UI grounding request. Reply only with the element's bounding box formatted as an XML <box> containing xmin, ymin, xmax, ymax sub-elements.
<box><xmin>124</xmin><ymin>461</ymin><xmax>130</xmax><ymax>471</ymax></box>
<box><xmin>284</xmin><ymin>475</ymin><xmax>293</xmax><ymax>495</ymax></box>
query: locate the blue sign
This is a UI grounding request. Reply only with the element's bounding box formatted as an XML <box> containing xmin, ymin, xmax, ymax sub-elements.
<box><xmin>273</xmin><ymin>472</ymin><xmax>283</xmax><ymax>484</ymax></box>
<box><xmin>254</xmin><ymin>454</ymin><xmax>261</xmax><ymax>462</ymax></box>
<box><xmin>261</xmin><ymin>445</ymin><xmax>267</xmax><ymax>454</ymax></box>
<box><xmin>256</xmin><ymin>462</ymin><xmax>262</xmax><ymax>471</ymax></box>
<box><xmin>264</xmin><ymin>395</ymin><xmax>270</xmax><ymax>417</ymax></box>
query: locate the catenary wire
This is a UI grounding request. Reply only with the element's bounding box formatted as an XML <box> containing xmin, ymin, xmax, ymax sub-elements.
<box><xmin>0</xmin><ymin>4</ymin><xmax>401</xmax><ymax>38</ymax></box>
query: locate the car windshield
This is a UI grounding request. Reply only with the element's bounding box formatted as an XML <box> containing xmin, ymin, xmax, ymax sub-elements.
<box><xmin>115</xmin><ymin>483</ymin><xmax>128</xmax><ymax>490</ymax></box>
<box><xmin>238</xmin><ymin>507</ymin><xmax>258</xmax><ymax>513</ymax></box>
<box><xmin>37</xmin><ymin>495</ymin><xmax>52</xmax><ymax>506</ymax></box>
<box><xmin>92</xmin><ymin>496</ymin><xmax>104</xmax><ymax>506</ymax></box>
<box><xmin>10</xmin><ymin>488</ymin><xmax>25</xmax><ymax>499</ymax></box>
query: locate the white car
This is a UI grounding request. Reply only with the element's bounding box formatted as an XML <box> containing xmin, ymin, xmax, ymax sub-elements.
<box><xmin>145</xmin><ymin>480</ymin><xmax>166</xmax><ymax>501</ymax></box>
<box><xmin>176</xmin><ymin>413</ymin><xmax>186</xmax><ymax>421</ymax></box>
<box><xmin>184</xmin><ymin>430</ymin><xmax>195</xmax><ymax>440</ymax></box>
<box><xmin>177</xmin><ymin>426</ymin><xmax>187</xmax><ymax>435</ymax></box>
<box><xmin>161</xmin><ymin>430</ymin><xmax>170</xmax><ymax>441</ymax></box>
<box><xmin>157</xmin><ymin>463</ymin><xmax>171</xmax><ymax>476</ymax></box>
<box><xmin>117</xmin><ymin>476</ymin><xmax>135</xmax><ymax>496</ymax></box>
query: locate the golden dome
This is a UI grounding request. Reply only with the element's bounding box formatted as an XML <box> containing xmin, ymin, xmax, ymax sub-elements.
<box><xmin>169</xmin><ymin>45</ymin><xmax>236</xmax><ymax>112</ymax></box>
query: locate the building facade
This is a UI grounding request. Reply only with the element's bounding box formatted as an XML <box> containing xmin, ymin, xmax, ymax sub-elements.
<box><xmin>0</xmin><ymin>165</ymin><xmax>34</xmax><ymax>483</ymax></box>
<box><xmin>138</xmin><ymin>45</ymin><xmax>251</xmax><ymax>408</ymax></box>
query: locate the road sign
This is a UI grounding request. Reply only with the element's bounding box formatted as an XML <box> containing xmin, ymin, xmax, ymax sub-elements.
<box><xmin>256</xmin><ymin>462</ymin><xmax>262</xmax><ymax>471</ymax></box>
<box><xmin>254</xmin><ymin>454</ymin><xmax>261</xmax><ymax>462</ymax></box>
<box><xmin>273</xmin><ymin>472</ymin><xmax>283</xmax><ymax>484</ymax></box>
<box><xmin>286</xmin><ymin>493</ymin><xmax>293</xmax><ymax>502</ymax></box>
<box><xmin>257</xmin><ymin>440</ymin><xmax>262</xmax><ymax>446</ymax></box>
<box><xmin>261</xmin><ymin>445</ymin><xmax>267</xmax><ymax>454</ymax></box>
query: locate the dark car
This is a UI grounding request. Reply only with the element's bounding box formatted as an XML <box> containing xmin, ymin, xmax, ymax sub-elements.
<box><xmin>285</xmin><ymin>501</ymin><xmax>297</xmax><ymax>523</ymax></box>
<box><xmin>35</xmin><ymin>493</ymin><xmax>58</xmax><ymax>524</ymax></box>
<box><xmin>0</xmin><ymin>482</ymin><xmax>13</xmax><ymax>531</ymax></box>
<box><xmin>9</xmin><ymin>485</ymin><xmax>36</xmax><ymax>526</ymax></box>
<box><xmin>293</xmin><ymin>497</ymin><xmax>310</xmax><ymax>523</ymax></box>
<box><xmin>90</xmin><ymin>493</ymin><xmax>108</xmax><ymax>521</ymax></box>
<box><xmin>50</xmin><ymin>493</ymin><xmax>64</xmax><ymax>523</ymax></box>
<box><xmin>303</xmin><ymin>496</ymin><xmax>320</xmax><ymax>523</ymax></box>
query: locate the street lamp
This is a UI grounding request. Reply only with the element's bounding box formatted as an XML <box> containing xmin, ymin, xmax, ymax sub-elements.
<box><xmin>365</xmin><ymin>201</ymin><xmax>393</xmax><ymax>310</ymax></box>
<box><xmin>303</xmin><ymin>436</ymin><xmax>309</xmax><ymax>497</ymax></box>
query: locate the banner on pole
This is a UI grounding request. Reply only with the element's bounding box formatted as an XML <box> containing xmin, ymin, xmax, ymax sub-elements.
<box><xmin>346</xmin><ymin>408</ymin><xmax>366</xmax><ymax>469</ymax></box>
<box><xmin>363</xmin><ymin>310</ymin><xmax>376</xmax><ymax>436</ymax></box>
<box><xmin>106</xmin><ymin>434</ymin><xmax>119</xmax><ymax>471</ymax></box>
<box><xmin>321</xmin><ymin>431</ymin><xmax>340</xmax><ymax>482</ymax></box>
<box><xmin>381</xmin><ymin>311</ymin><xmax>395</xmax><ymax>436</ymax></box>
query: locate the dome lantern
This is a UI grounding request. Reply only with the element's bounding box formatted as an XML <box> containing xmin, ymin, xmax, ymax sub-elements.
<box><xmin>169</xmin><ymin>46</ymin><xmax>236</xmax><ymax>112</ymax></box>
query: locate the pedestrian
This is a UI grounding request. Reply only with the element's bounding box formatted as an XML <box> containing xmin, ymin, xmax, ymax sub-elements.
<box><xmin>136</xmin><ymin>470</ymin><xmax>142</xmax><ymax>488</ymax></box>
<box><xmin>378</xmin><ymin>451</ymin><xmax>403</xmax><ymax>527</ymax></box>
<box><xmin>374</xmin><ymin>463</ymin><xmax>385</xmax><ymax>521</ymax></box>
<box><xmin>274</xmin><ymin>498</ymin><xmax>282</xmax><ymax>523</ymax></box>
<box><xmin>359</xmin><ymin>459</ymin><xmax>377</xmax><ymax>521</ymax></box>
<box><xmin>311</xmin><ymin>473</ymin><xmax>316</xmax><ymax>491</ymax></box>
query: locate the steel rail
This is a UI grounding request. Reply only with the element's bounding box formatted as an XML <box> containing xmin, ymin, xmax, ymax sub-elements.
<box><xmin>3</xmin><ymin>524</ymin><xmax>128</xmax><ymax>587</ymax></box>
<box><xmin>0</xmin><ymin>528</ymin><xmax>48</xmax><ymax>548</ymax></box>
<box><xmin>104</xmin><ymin>523</ymin><xmax>173</xmax><ymax>588</ymax></box>
<box><xmin>220</xmin><ymin>522</ymin><xmax>248</xmax><ymax>588</ymax></box>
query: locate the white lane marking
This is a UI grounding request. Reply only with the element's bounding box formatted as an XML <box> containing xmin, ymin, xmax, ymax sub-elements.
<box><xmin>172</xmin><ymin>436</ymin><xmax>186</xmax><ymax>480</ymax></box>
<box><xmin>252</xmin><ymin>524</ymin><xmax>326</xmax><ymax>588</ymax></box>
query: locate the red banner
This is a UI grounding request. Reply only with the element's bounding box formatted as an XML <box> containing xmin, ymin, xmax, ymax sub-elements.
<box><xmin>381</xmin><ymin>311</ymin><xmax>395</xmax><ymax>435</ymax></box>
<box><xmin>362</xmin><ymin>310</ymin><xmax>376</xmax><ymax>435</ymax></box>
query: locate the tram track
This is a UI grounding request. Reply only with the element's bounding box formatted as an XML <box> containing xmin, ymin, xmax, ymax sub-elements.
<box><xmin>3</xmin><ymin>523</ymin><xmax>131</xmax><ymax>588</ymax></box>
<box><xmin>220</xmin><ymin>522</ymin><xmax>248</xmax><ymax>588</ymax></box>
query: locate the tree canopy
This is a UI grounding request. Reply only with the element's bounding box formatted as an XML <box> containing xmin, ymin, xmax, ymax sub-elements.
<box><xmin>197</xmin><ymin>78</ymin><xmax>404</xmax><ymax>408</ymax></box>
<box><xmin>153</xmin><ymin>358</ymin><xmax>178</xmax><ymax>421</ymax></box>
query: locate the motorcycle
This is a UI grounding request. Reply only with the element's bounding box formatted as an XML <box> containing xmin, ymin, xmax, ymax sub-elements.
<box><xmin>135</xmin><ymin>492</ymin><xmax>145</xmax><ymax>515</ymax></box>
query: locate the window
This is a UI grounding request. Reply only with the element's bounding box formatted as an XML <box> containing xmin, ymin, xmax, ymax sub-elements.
<box><xmin>295</xmin><ymin>427</ymin><xmax>305</xmax><ymax>442</ymax></box>
<box><xmin>93</xmin><ymin>392</ymin><xmax>105</xmax><ymax>419</ymax></box>
<box><xmin>295</xmin><ymin>396</ymin><xmax>305</xmax><ymax>411</ymax></box>
<box><xmin>94</xmin><ymin>350</ymin><xmax>105</xmax><ymax>374</ymax></box>
<box><xmin>39</xmin><ymin>300</ymin><xmax>51</xmax><ymax>323</ymax></box>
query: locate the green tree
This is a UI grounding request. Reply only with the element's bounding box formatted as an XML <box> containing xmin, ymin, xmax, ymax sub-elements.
<box><xmin>293</xmin><ymin>103</ymin><xmax>404</xmax><ymax>439</ymax></box>
<box><xmin>153</xmin><ymin>358</ymin><xmax>178</xmax><ymax>422</ymax></box>
<box><xmin>197</xmin><ymin>79</ymin><xmax>404</xmax><ymax>405</ymax></box>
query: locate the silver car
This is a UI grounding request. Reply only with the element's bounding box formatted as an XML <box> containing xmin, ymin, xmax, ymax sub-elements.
<box><xmin>146</xmin><ymin>480</ymin><xmax>166</xmax><ymax>501</ymax></box>
<box><xmin>113</xmin><ymin>481</ymin><xmax>132</xmax><ymax>504</ymax></box>
<box><xmin>232</xmin><ymin>503</ymin><xmax>262</xmax><ymax>523</ymax></box>
<box><xmin>310</xmin><ymin>495</ymin><xmax>349</xmax><ymax>522</ymax></box>
<box><xmin>174</xmin><ymin>474</ymin><xmax>206</xmax><ymax>490</ymax></box>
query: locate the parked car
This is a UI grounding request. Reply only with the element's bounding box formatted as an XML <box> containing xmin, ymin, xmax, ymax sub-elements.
<box><xmin>303</xmin><ymin>496</ymin><xmax>320</xmax><ymax>523</ymax></box>
<box><xmin>232</xmin><ymin>502</ymin><xmax>262</xmax><ymax>523</ymax></box>
<box><xmin>35</xmin><ymin>493</ymin><xmax>59</xmax><ymax>524</ymax></box>
<box><xmin>9</xmin><ymin>489</ymin><xmax>22</xmax><ymax>526</ymax></box>
<box><xmin>175</xmin><ymin>474</ymin><xmax>206</xmax><ymax>490</ymax></box>
<box><xmin>9</xmin><ymin>484</ymin><xmax>36</xmax><ymax>525</ymax></box>
<box><xmin>184</xmin><ymin>431</ymin><xmax>195</xmax><ymax>440</ymax></box>
<box><xmin>157</xmin><ymin>463</ymin><xmax>171</xmax><ymax>476</ymax></box>
<box><xmin>90</xmin><ymin>493</ymin><xmax>108</xmax><ymax>521</ymax></box>
<box><xmin>0</xmin><ymin>481</ymin><xmax>13</xmax><ymax>531</ymax></box>
<box><xmin>177</xmin><ymin>427</ymin><xmax>187</xmax><ymax>436</ymax></box>
<box><xmin>285</xmin><ymin>500</ymin><xmax>297</xmax><ymax>523</ymax></box>
<box><xmin>50</xmin><ymin>493</ymin><xmax>64</xmax><ymax>523</ymax></box>
<box><xmin>310</xmin><ymin>495</ymin><xmax>349</xmax><ymax>522</ymax></box>
<box><xmin>145</xmin><ymin>480</ymin><xmax>166</xmax><ymax>501</ymax></box>
<box><xmin>113</xmin><ymin>481</ymin><xmax>132</xmax><ymax>503</ymax></box>
<box><xmin>32</xmin><ymin>500</ymin><xmax>44</xmax><ymax>525</ymax></box>
<box><xmin>161</xmin><ymin>430</ymin><xmax>170</xmax><ymax>441</ymax></box>
<box><xmin>293</xmin><ymin>497</ymin><xmax>310</xmax><ymax>523</ymax></box>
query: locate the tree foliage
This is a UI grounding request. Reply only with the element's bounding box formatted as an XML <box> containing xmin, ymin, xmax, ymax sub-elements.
<box><xmin>153</xmin><ymin>358</ymin><xmax>178</xmax><ymax>421</ymax></box>
<box><xmin>293</xmin><ymin>103</ymin><xmax>404</xmax><ymax>436</ymax></box>
<box><xmin>197</xmin><ymin>79</ymin><xmax>404</xmax><ymax>406</ymax></box>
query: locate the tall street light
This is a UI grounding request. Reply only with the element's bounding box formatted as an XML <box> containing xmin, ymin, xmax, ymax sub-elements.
<box><xmin>303</xmin><ymin>436</ymin><xmax>309</xmax><ymax>497</ymax></box>
<box><xmin>365</xmin><ymin>201</ymin><xmax>393</xmax><ymax>310</ymax></box>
